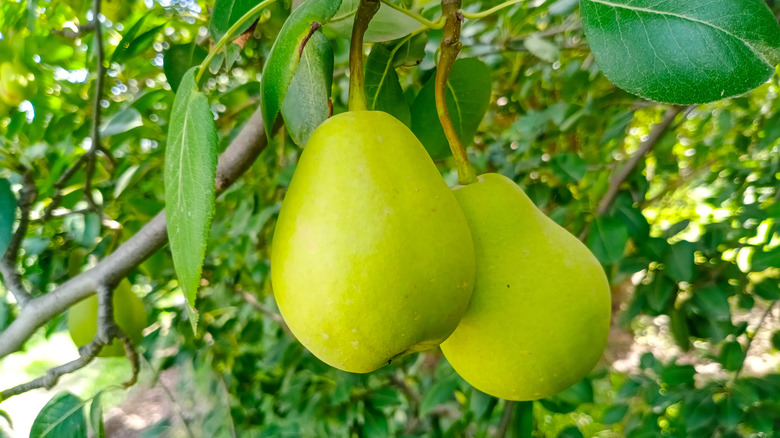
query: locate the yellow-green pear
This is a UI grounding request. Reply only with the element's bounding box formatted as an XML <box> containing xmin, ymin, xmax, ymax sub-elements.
<box><xmin>68</xmin><ymin>279</ymin><xmax>146</xmax><ymax>357</ymax></box>
<box><xmin>271</xmin><ymin>111</ymin><xmax>475</xmax><ymax>373</ymax></box>
<box><xmin>441</xmin><ymin>173</ymin><xmax>611</xmax><ymax>400</ymax></box>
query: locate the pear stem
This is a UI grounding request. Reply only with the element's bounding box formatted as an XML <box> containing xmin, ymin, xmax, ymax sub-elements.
<box><xmin>436</xmin><ymin>0</ymin><xmax>477</xmax><ymax>185</ymax></box>
<box><xmin>348</xmin><ymin>0</ymin><xmax>380</xmax><ymax>111</ymax></box>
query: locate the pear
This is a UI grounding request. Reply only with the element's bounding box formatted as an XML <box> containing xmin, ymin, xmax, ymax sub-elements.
<box><xmin>271</xmin><ymin>111</ymin><xmax>475</xmax><ymax>373</ymax></box>
<box><xmin>68</xmin><ymin>279</ymin><xmax>146</xmax><ymax>357</ymax></box>
<box><xmin>440</xmin><ymin>173</ymin><xmax>611</xmax><ymax>400</ymax></box>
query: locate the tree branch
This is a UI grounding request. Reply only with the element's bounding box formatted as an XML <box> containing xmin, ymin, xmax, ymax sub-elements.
<box><xmin>1</xmin><ymin>171</ymin><xmax>36</xmax><ymax>306</ymax></box>
<box><xmin>579</xmin><ymin>105</ymin><xmax>689</xmax><ymax>241</ymax></box>
<box><xmin>0</xmin><ymin>284</ymin><xmax>137</xmax><ymax>400</ymax></box>
<box><xmin>0</xmin><ymin>107</ymin><xmax>269</xmax><ymax>359</ymax></box>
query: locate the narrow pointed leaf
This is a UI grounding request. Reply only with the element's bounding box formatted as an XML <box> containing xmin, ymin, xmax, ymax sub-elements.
<box><xmin>281</xmin><ymin>31</ymin><xmax>333</xmax><ymax>146</ymax></box>
<box><xmin>260</xmin><ymin>0</ymin><xmax>342</xmax><ymax>138</ymax></box>
<box><xmin>580</xmin><ymin>0</ymin><xmax>780</xmax><ymax>104</ymax></box>
<box><xmin>164</xmin><ymin>67</ymin><xmax>218</xmax><ymax>332</ymax></box>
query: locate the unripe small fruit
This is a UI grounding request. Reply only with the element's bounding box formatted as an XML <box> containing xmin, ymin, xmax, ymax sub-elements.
<box><xmin>68</xmin><ymin>279</ymin><xmax>146</xmax><ymax>357</ymax></box>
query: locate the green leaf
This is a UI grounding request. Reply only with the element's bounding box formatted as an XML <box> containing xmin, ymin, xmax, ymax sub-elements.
<box><xmin>751</xmin><ymin>247</ymin><xmax>780</xmax><ymax>271</ymax></box>
<box><xmin>419</xmin><ymin>376</ymin><xmax>458</xmax><ymax>416</ymax></box>
<box><xmin>363</xmin><ymin>404</ymin><xmax>389</xmax><ymax>438</ymax></box>
<box><xmin>112</xmin><ymin>16</ymin><xmax>164</xmax><ymax>63</ymax></box>
<box><xmin>260</xmin><ymin>0</ymin><xmax>342</xmax><ymax>138</ymax></box>
<box><xmin>365</xmin><ymin>41</ymin><xmax>412</xmax><ymax>127</ymax></box>
<box><xmin>524</xmin><ymin>34</ymin><xmax>560</xmax><ymax>63</ymax></box>
<box><xmin>558</xmin><ymin>426</ymin><xmax>584</xmax><ymax>438</ymax></box>
<box><xmin>209</xmin><ymin>0</ymin><xmax>264</xmax><ymax>42</ymax></box>
<box><xmin>664</xmin><ymin>240</ymin><xmax>695</xmax><ymax>282</ymax></box>
<box><xmin>100</xmin><ymin>107</ymin><xmax>143</xmax><ymax>137</ymax></box>
<box><xmin>580</xmin><ymin>0</ymin><xmax>780</xmax><ymax>104</ymax></box>
<box><xmin>719</xmin><ymin>341</ymin><xmax>745</xmax><ymax>372</ymax></box>
<box><xmin>110</xmin><ymin>15</ymin><xmax>148</xmax><ymax>62</ymax></box>
<box><xmin>0</xmin><ymin>409</ymin><xmax>12</xmax><ymax>429</ymax></box>
<box><xmin>641</xmin><ymin>274</ymin><xmax>676</xmax><ymax>313</ymax></box>
<box><xmin>509</xmin><ymin>401</ymin><xmax>533</xmax><ymax>438</ymax></box>
<box><xmin>540</xmin><ymin>378</ymin><xmax>593</xmax><ymax>414</ymax></box>
<box><xmin>682</xmin><ymin>392</ymin><xmax>716</xmax><ymax>431</ymax></box>
<box><xmin>89</xmin><ymin>392</ymin><xmax>105</xmax><ymax>438</ymax></box>
<box><xmin>602</xmin><ymin>403</ymin><xmax>629</xmax><ymax>424</ymax></box>
<box><xmin>661</xmin><ymin>363</ymin><xmax>696</xmax><ymax>386</ymax></box>
<box><xmin>0</xmin><ymin>178</ymin><xmax>15</xmax><ymax>256</ymax></box>
<box><xmin>550</xmin><ymin>153</ymin><xmax>587</xmax><ymax>183</ymax></box>
<box><xmin>164</xmin><ymin>43</ymin><xmax>208</xmax><ymax>92</ymax></box>
<box><xmin>754</xmin><ymin>280</ymin><xmax>780</xmax><ymax>300</ymax></box>
<box><xmin>410</xmin><ymin>58</ymin><xmax>492</xmax><ymax>159</ymax></box>
<box><xmin>587</xmin><ymin>216</ymin><xmax>629</xmax><ymax>265</ymax></box>
<box><xmin>670</xmin><ymin>306</ymin><xmax>691</xmax><ymax>351</ymax></box>
<box><xmin>30</xmin><ymin>392</ymin><xmax>87</xmax><ymax>438</ymax></box>
<box><xmin>324</xmin><ymin>0</ymin><xmax>423</xmax><ymax>43</ymax></box>
<box><xmin>662</xmin><ymin>219</ymin><xmax>690</xmax><ymax>239</ymax></box>
<box><xmin>691</xmin><ymin>286</ymin><xmax>731</xmax><ymax>321</ymax></box>
<box><xmin>771</xmin><ymin>330</ymin><xmax>780</xmax><ymax>350</ymax></box>
<box><xmin>281</xmin><ymin>31</ymin><xmax>333</xmax><ymax>146</ymax></box>
<box><xmin>163</xmin><ymin>67</ymin><xmax>218</xmax><ymax>332</ymax></box>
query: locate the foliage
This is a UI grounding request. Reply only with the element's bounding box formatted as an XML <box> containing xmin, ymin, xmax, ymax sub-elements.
<box><xmin>0</xmin><ymin>0</ymin><xmax>779</xmax><ymax>436</ymax></box>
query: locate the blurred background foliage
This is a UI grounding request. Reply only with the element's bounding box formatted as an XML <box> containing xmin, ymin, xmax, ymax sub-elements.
<box><xmin>0</xmin><ymin>0</ymin><xmax>779</xmax><ymax>436</ymax></box>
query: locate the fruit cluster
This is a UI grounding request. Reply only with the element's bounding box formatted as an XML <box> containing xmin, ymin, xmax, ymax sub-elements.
<box><xmin>271</xmin><ymin>110</ymin><xmax>611</xmax><ymax>401</ymax></box>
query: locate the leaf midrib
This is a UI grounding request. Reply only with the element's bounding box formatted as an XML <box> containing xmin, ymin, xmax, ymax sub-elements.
<box><xmin>586</xmin><ymin>0</ymin><xmax>771</xmax><ymax>66</ymax></box>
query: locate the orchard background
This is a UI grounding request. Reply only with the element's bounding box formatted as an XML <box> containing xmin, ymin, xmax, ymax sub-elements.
<box><xmin>1</xmin><ymin>0</ymin><xmax>780</xmax><ymax>436</ymax></box>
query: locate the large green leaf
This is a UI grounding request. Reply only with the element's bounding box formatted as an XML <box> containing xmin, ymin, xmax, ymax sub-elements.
<box><xmin>691</xmin><ymin>286</ymin><xmax>731</xmax><ymax>321</ymax></box>
<box><xmin>208</xmin><ymin>0</ymin><xmax>265</xmax><ymax>42</ymax></box>
<box><xmin>324</xmin><ymin>0</ymin><xmax>423</xmax><ymax>43</ymax></box>
<box><xmin>751</xmin><ymin>247</ymin><xmax>780</xmax><ymax>271</ymax></box>
<box><xmin>364</xmin><ymin>43</ymin><xmax>412</xmax><ymax>127</ymax></box>
<box><xmin>586</xmin><ymin>216</ymin><xmax>629</xmax><ymax>265</ymax></box>
<box><xmin>30</xmin><ymin>392</ymin><xmax>87</xmax><ymax>438</ymax></box>
<box><xmin>164</xmin><ymin>67</ymin><xmax>218</xmax><ymax>332</ymax></box>
<box><xmin>0</xmin><ymin>178</ymin><xmax>15</xmax><ymax>256</ymax></box>
<box><xmin>164</xmin><ymin>43</ymin><xmax>208</xmax><ymax>92</ymax></box>
<box><xmin>664</xmin><ymin>240</ymin><xmax>695</xmax><ymax>282</ymax></box>
<box><xmin>280</xmin><ymin>30</ymin><xmax>333</xmax><ymax>146</ymax></box>
<box><xmin>410</xmin><ymin>58</ymin><xmax>492</xmax><ymax>159</ymax></box>
<box><xmin>580</xmin><ymin>0</ymin><xmax>780</xmax><ymax>104</ymax></box>
<box><xmin>260</xmin><ymin>0</ymin><xmax>342</xmax><ymax>138</ymax></box>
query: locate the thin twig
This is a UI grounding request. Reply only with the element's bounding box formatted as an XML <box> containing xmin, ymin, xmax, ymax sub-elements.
<box><xmin>42</xmin><ymin>3</ymin><xmax>107</xmax><ymax>220</ymax></box>
<box><xmin>496</xmin><ymin>401</ymin><xmax>514</xmax><ymax>438</ymax></box>
<box><xmin>52</xmin><ymin>21</ymin><xmax>96</xmax><ymax>38</ymax></box>
<box><xmin>84</xmin><ymin>0</ymin><xmax>106</xmax><ymax>215</ymax></box>
<box><xmin>389</xmin><ymin>374</ymin><xmax>421</xmax><ymax>434</ymax></box>
<box><xmin>1</xmin><ymin>171</ymin><xmax>36</xmax><ymax>305</ymax></box>
<box><xmin>237</xmin><ymin>288</ymin><xmax>290</xmax><ymax>333</ymax></box>
<box><xmin>735</xmin><ymin>300</ymin><xmax>778</xmax><ymax>379</ymax></box>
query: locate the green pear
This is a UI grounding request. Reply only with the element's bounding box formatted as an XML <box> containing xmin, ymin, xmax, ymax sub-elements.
<box><xmin>440</xmin><ymin>173</ymin><xmax>611</xmax><ymax>400</ymax></box>
<box><xmin>271</xmin><ymin>111</ymin><xmax>475</xmax><ymax>373</ymax></box>
<box><xmin>68</xmin><ymin>279</ymin><xmax>146</xmax><ymax>357</ymax></box>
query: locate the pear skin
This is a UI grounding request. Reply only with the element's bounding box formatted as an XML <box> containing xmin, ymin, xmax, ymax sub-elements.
<box><xmin>271</xmin><ymin>111</ymin><xmax>475</xmax><ymax>373</ymax></box>
<box><xmin>68</xmin><ymin>279</ymin><xmax>146</xmax><ymax>357</ymax></box>
<box><xmin>441</xmin><ymin>173</ymin><xmax>611</xmax><ymax>400</ymax></box>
